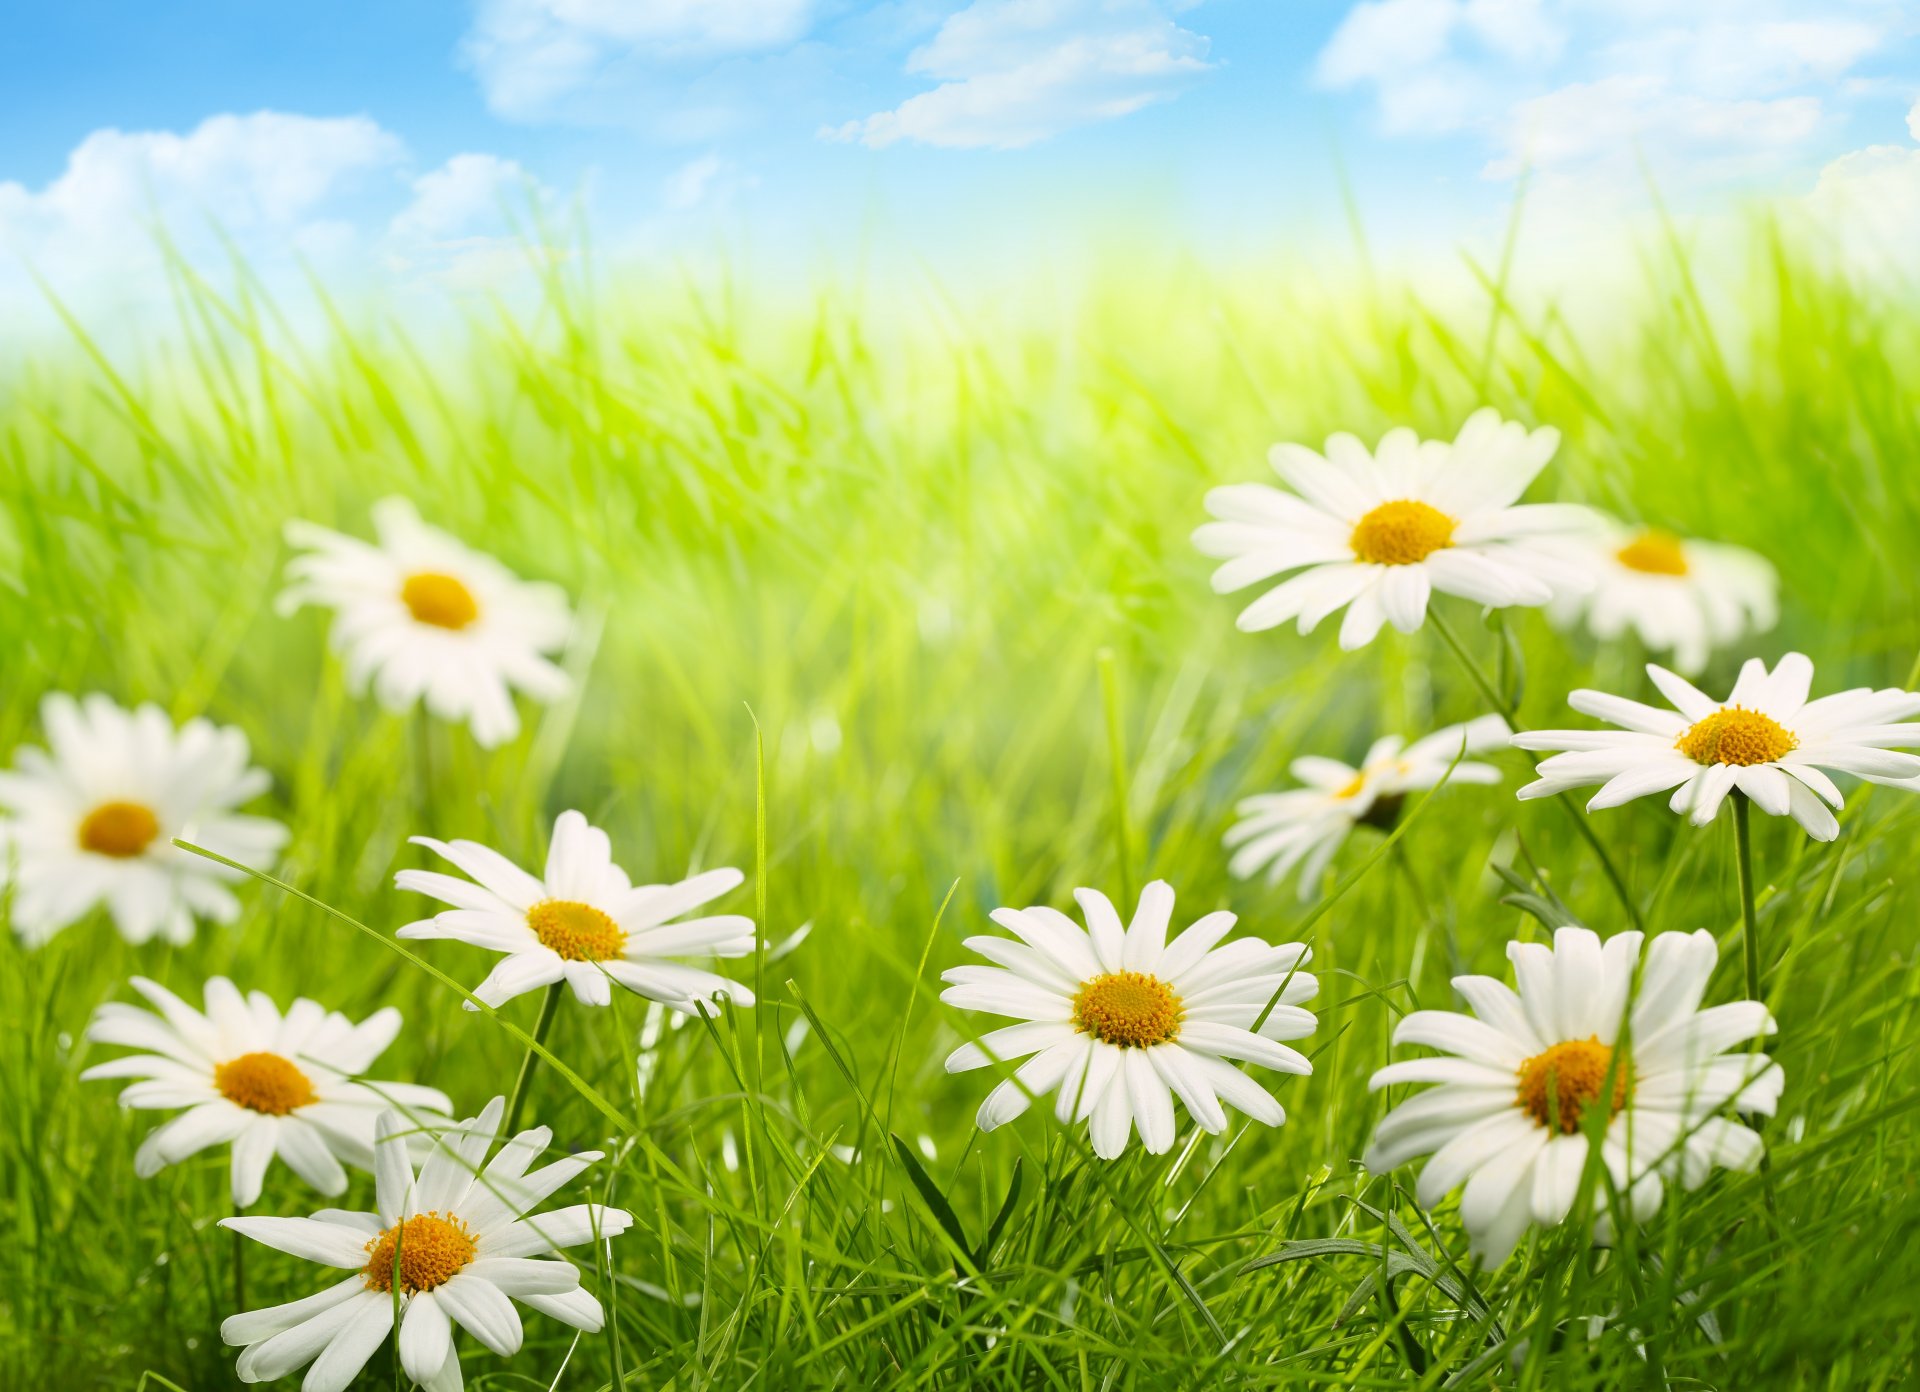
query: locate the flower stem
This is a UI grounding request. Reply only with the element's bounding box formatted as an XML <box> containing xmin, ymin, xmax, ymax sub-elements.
<box><xmin>1732</xmin><ymin>793</ymin><xmax>1761</xmax><ymax>1004</ymax></box>
<box><xmin>1427</xmin><ymin>608</ymin><xmax>1644</xmax><ymax>933</ymax></box>
<box><xmin>503</xmin><ymin>981</ymin><xmax>565</xmax><ymax>1138</ymax></box>
<box><xmin>1730</xmin><ymin>791</ymin><xmax>1781</xmax><ymax>1235</ymax></box>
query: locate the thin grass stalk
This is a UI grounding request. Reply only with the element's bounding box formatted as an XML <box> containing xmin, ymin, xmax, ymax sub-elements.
<box><xmin>503</xmin><ymin>982</ymin><xmax>566</xmax><ymax>1139</ymax></box>
<box><xmin>1427</xmin><ymin>608</ymin><xmax>1643</xmax><ymax>932</ymax></box>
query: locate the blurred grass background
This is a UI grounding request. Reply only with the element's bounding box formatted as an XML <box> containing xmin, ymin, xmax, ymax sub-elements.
<box><xmin>3</xmin><ymin>217</ymin><xmax>1919</xmax><ymax>1389</ymax></box>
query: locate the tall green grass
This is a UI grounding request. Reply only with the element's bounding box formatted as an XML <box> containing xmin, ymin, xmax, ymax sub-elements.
<box><xmin>3</xmin><ymin>218</ymin><xmax>1919</xmax><ymax>1389</ymax></box>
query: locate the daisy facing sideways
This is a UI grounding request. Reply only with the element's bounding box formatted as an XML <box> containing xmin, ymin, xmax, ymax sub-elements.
<box><xmin>1192</xmin><ymin>409</ymin><xmax>1595</xmax><ymax>650</ymax></box>
<box><xmin>1227</xmin><ymin>715</ymin><xmax>1509</xmax><ymax>897</ymax></box>
<box><xmin>279</xmin><ymin>497</ymin><xmax>573</xmax><ymax>748</ymax></box>
<box><xmin>1366</xmin><ymin>926</ymin><xmax>1782</xmax><ymax>1267</ymax></box>
<box><xmin>0</xmin><ymin>693</ymin><xmax>288</xmax><ymax>947</ymax></box>
<box><xmin>941</xmin><ymin>880</ymin><xmax>1317</xmax><ymax>1158</ymax></box>
<box><xmin>222</xmin><ymin>1097</ymin><xmax>632</xmax><ymax>1392</ymax></box>
<box><xmin>82</xmin><ymin>977</ymin><xmax>450</xmax><ymax>1207</ymax></box>
<box><xmin>397</xmin><ymin>810</ymin><xmax>755</xmax><ymax>1012</ymax></box>
<box><xmin>1551</xmin><ymin>520</ymin><xmax>1777</xmax><ymax>674</ymax></box>
<box><xmin>1514</xmin><ymin>652</ymin><xmax>1920</xmax><ymax>841</ymax></box>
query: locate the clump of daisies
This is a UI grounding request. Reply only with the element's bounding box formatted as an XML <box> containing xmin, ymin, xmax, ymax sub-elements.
<box><xmin>1514</xmin><ymin>653</ymin><xmax>1920</xmax><ymax>840</ymax></box>
<box><xmin>1366</xmin><ymin>926</ymin><xmax>1781</xmax><ymax>1267</ymax></box>
<box><xmin>1227</xmin><ymin>715</ymin><xmax>1508</xmax><ymax>897</ymax></box>
<box><xmin>397</xmin><ymin>810</ymin><xmax>755</xmax><ymax>1012</ymax></box>
<box><xmin>0</xmin><ymin>693</ymin><xmax>288</xmax><ymax>946</ymax></box>
<box><xmin>1550</xmin><ymin>519</ymin><xmax>1777</xmax><ymax>674</ymax></box>
<box><xmin>279</xmin><ymin>497</ymin><xmax>573</xmax><ymax>749</ymax></box>
<box><xmin>221</xmin><ymin>1097</ymin><xmax>631</xmax><ymax>1391</ymax></box>
<box><xmin>82</xmin><ymin>976</ymin><xmax>450</xmax><ymax>1207</ymax></box>
<box><xmin>1192</xmin><ymin>409</ymin><xmax>1595</xmax><ymax>650</ymax></box>
<box><xmin>941</xmin><ymin>881</ymin><xmax>1316</xmax><ymax>1158</ymax></box>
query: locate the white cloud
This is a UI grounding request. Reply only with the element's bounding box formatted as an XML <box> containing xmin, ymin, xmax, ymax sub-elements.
<box><xmin>1803</xmin><ymin>100</ymin><xmax>1920</xmax><ymax>274</ymax></box>
<box><xmin>391</xmin><ymin>153</ymin><xmax>536</xmax><ymax>242</ymax></box>
<box><xmin>1316</xmin><ymin>0</ymin><xmax>1563</xmax><ymax>132</ymax></box>
<box><xmin>662</xmin><ymin>152</ymin><xmax>758</xmax><ymax>210</ymax></box>
<box><xmin>1317</xmin><ymin>0</ymin><xmax>1894</xmax><ymax>191</ymax></box>
<box><xmin>0</xmin><ymin>114</ymin><xmax>565</xmax><ymax>341</ymax></box>
<box><xmin>0</xmin><ymin>111</ymin><xmax>403</xmax><ymax>327</ymax></box>
<box><xmin>823</xmin><ymin>0</ymin><xmax>1213</xmax><ymax>150</ymax></box>
<box><xmin>386</xmin><ymin>153</ymin><xmax>561</xmax><ymax>290</ymax></box>
<box><xmin>463</xmin><ymin>0</ymin><xmax>816</xmax><ymax>117</ymax></box>
<box><xmin>1487</xmin><ymin>75</ymin><xmax>1824</xmax><ymax>180</ymax></box>
<box><xmin>1808</xmin><ymin>144</ymin><xmax>1920</xmax><ymax>248</ymax></box>
<box><xmin>0</xmin><ymin>112</ymin><xmax>401</xmax><ymax>253</ymax></box>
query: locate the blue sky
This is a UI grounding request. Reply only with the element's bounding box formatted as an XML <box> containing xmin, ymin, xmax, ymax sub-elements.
<box><xmin>3</xmin><ymin>1</ymin><xmax>1918</xmax><ymax>328</ymax></box>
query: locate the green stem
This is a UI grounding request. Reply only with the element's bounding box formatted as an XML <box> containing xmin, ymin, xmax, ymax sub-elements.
<box><xmin>1730</xmin><ymin>792</ymin><xmax>1782</xmax><ymax>1234</ymax></box>
<box><xmin>1427</xmin><ymin>608</ymin><xmax>1643</xmax><ymax>933</ymax></box>
<box><xmin>1732</xmin><ymin>793</ymin><xmax>1760</xmax><ymax>1005</ymax></box>
<box><xmin>503</xmin><ymin>982</ymin><xmax>565</xmax><ymax>1138</ymax></box>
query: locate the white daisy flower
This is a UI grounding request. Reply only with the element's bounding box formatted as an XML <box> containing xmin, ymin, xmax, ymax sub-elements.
<box><xmin>940</xmin><ymin>880</ymin><xmax>1317</xmax><ymax>1159</ymax></box>
<box><xmin>221</xmin><ymin>1097</ymin><xmax>632</xmax><ymax>1392</ymax></box>
<box><xmin>279</xmin><ymin>497</ymin><xmax>572</xmax><ymax>749</ymax></box>
<box><xmin>396</xmin><ymin>809</ymin><xmax>755</xmax><ymax>1013</ymax></box>
<box><xmin>1192</xmin><ymin>409</ymin><xmax>1596</xmax><ymax>650</ymax></box>
<box><xmin>1227</xmin><ymin>715</ymin><xmax>1509</xmax><ymax>898</ymax></box>
<box><xmin>1365</xmin><ymin>926</ymin><xmax>1782</xmax><ymax>1268</ymax></box>
<box><xmin>1513</xmin><ymin>653</ymin><xmax>1920</xmax><ymax>841</ymax></box>
<box><xmin>81</xmin><ymin>976</ymin><xmax>451</xmax><ymax>1208</ymax></box>
<box><xmin>0</xmin><ymin>693</ymin><xmax>289</xmax><ymax>947</ymax></box>
<box><xmin>1551</xmin><ymin>520</ymin><xmax>1777</xmax><ymax>674</ymax></box>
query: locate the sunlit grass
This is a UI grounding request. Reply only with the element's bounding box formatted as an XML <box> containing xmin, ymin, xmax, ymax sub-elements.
<box><xmin>4</xmin><ymin>218</ymin><xmax>1920</xmax><ymax>1388</ymax></box>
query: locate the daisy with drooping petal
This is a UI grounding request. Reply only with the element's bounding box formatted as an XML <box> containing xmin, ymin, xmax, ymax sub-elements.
<box><xmin>1192</xmin><ymin>409</ymin><xmax>1596</xmax><ymax>650</ymax></box>
<box><xmin>1513</xmin><ymin>653</ymin><xmax>1920</xmax><ymax>841</ymax></box>
<box><xmin>1227</xmin><ymin>715</ymin><xmax>1509</xmax><ymax>898</ymax></box>
<box><xmin>1550</xmin><ymin>520</ymin><xmax>1777</xmax><ymax>674</ymax></box>
<box><xmin>396</xmin><ymin>809</ymin><xmax>755</xmax><ymax>1012</ymax></box>
<box><xmin>941</xmin><ymin>880</ymin><xmax>1317</xmax><ymax>1159</ymax></box>
<box><xmin>0</xmin><ymin>693</ymin><xmax>288</xmax><ymax>947</ymax></box>
<box><xmin>221</xmin><ymin>1097</ymin><xmax>632</xmax><ymax>1392</ymax></box>
<box><xmin>1365</xmin><ymin>926</ymin><xmax>1782</xmax><ymax>1267</ymax></box>
<box><xmin>81</xmin><ymin>976</ymin><xmax>451</xmax><ymax>1208</ymax></box>
<box><xmin>279</xmin><ymin>497</ymin><xmax>573</xmax><ymax>749</ymax></box>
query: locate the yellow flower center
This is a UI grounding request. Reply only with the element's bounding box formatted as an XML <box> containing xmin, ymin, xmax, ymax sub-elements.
<box><xmin>527</xmin><ymin>898</ymin><xmax>626</xmax><ymax>961</ymax></box>
<box><xmin>1614</xmin><ymin>530</ymin><xmax>1689</xmax><ymax>576</ymax></box>
<box><xmin>401</xmin><ymin>571</ymin><xmax>480</xmax><ymax>630</ymax></box>
<box><xmin>78</xmin><ymin>800</ymin><xmax>161</xmax><ymax>858</ymax></box>
<box><xmin>362</xmin><ymin>1212</ymin><xmax>478</xmax><ymax>1294</ymax></box>
<box><xmin>1350</xmin><ymin>500</ymin><xmax>1456</xmax><ymax>566</ymax></box>
<box><xmin>1334</xmin><ymin>773</ymin><xmax>1368</xmax><ymax>800</ymax></box>
<box><xmin>1072</xmin><ymin>971</ymin><xmax>1183</xmax><ymax>1048</ymax></box>
<box><xmin>1516</xmin><ymin>1037</ymin><xmax>1631</xmax><ymax>1134</ymax></box>
<box><xmin>214</xmin><ymin>1051</ymin><xmax>319</xmax><ymax>1115</ymax></box>
<box><xmin>1675</xmin><ymin>706</ymin><xmax>1798</xmax><ymax>767</ymax></box>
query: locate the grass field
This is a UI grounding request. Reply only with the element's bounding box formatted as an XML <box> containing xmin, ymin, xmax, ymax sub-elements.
<box><xmin>4</xmin><ymin>221</ymin><xmax>1920</xmax><ymax>1390</ymax></box>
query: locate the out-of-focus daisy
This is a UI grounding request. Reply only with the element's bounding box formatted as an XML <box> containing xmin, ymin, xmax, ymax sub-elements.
<box><xmin>941</xmin><ymin>880</ymin><xmax>1317</xmax><ymax>1159</ymax></box>
<box><xmin>0</xmin><ymin>693</ymin><xmax>288</xmax><ymax>947</ymax></box>
<box><xmin>397</xmin><ymin>810</ymin><xmax>755</xmax><ymax>1012</ymax></box>
<box><xmin>1513</xmin><ymin>653</ymin><xmax>1920</xmax><ymax>841</ymax></box>
<box><xmin>1551</xmin><ymin>520</ymin><xmax>1777</xmax><ymax>674</ymax></box>
<box><xmin>221</xmin><ymin>1097</ymin><xmax>632</xmax><ymax>1392</ymax></box>
<box><xmin>1192</xmin><ymin>409</ymin><xmax>1595</xmax><ymax>650</ymax></box>
<box><xmin>82</xmin><ymin>976</ymin><xmax>450</xmax><ymax>1208</ymax></box>
<box><xmin>1365</xmin><ymin>926</ymin><xmax>1782</xmax><ymax>1267</ymax></box>
<box><xmin>279</xmin><ymin>497</ymin><xmax>572</xmax><ymax>749</ymax></box>
<box><xmin>1227</xmin><ymin>715</ymin><xmax>1509</xmax><ymax>898</ymax></box>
